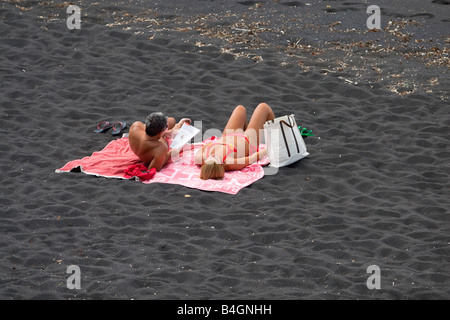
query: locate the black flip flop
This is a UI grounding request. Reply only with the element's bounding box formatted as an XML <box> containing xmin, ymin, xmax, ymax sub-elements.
<box><xmin>112</xmin><ymin>121</ymin><xmax>127</xmax><ymax>136</ymax></box>
<box><xmin>94</xmin><ymin>121</ymin><xmax>113</xmax><ymax>133</ymax></box>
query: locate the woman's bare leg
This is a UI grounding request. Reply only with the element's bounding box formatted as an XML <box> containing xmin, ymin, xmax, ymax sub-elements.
<box><xmin>245</xmin><ymin>103</ymin><xmax>275</xmax><ymax>146</ymax></box>
<box><xmin>223</xmin><ymin>105</ymin><xmax>248</xmax><ymax>133</ymax></box>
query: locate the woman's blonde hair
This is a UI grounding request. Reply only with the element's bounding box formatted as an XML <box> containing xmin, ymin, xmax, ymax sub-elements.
<box><xmin>200</xmin><ymin>162</ymin><xmax>225</xmax><ymax>180</ymax></box>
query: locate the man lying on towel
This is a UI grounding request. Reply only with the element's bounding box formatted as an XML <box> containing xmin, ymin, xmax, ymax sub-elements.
<box><xmin>129</xmin><ymin>112</ymin><xmax>191</xmax><ymax>171</ymax></box>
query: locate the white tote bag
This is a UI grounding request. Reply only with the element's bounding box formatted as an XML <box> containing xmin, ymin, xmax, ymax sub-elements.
<box><xmin>263</xmin><ymin>114</ymin><xmax>309</xmax><ymax>167</ymax></box>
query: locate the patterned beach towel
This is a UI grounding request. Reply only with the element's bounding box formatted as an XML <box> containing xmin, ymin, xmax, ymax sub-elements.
<box><xmin>56</xmin><ymin>137</ymin><xmax>269</xmax><ymax>195</ymax></box>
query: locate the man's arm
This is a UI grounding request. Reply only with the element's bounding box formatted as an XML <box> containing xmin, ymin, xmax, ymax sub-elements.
<box><xmin>148</xmin><ymin>152</ymin><xmax>167</xmax><ymax>172</ymax></box>
<box><xmin>163</xmin><ymin>118</ymin><xmax>191</xmax><ymax>139</ymax></box>
<box><xmin>147</xmin><ymin>143</ymin><xmax>171</xmax><ymax>172</ymax></box>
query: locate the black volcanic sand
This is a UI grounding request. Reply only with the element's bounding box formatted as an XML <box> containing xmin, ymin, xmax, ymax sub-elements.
<box><xmin>0</xmin><ymin>0</ymin><xmax>449</xmax><ymax>299</ymax></box>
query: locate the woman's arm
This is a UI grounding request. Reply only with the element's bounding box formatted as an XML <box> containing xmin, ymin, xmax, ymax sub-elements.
<box><xmin>194</xmin><ymin>146</ymin><xmax>206</xmax><ymax>166</ymax></box>
<box><xmin>224</xmin><ymin>149</ymin><xmax>267</xmax><ymax>171</ymax></box>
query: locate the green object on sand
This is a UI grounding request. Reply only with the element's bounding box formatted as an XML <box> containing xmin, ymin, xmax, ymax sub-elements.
<box><xmin>298</xmin><ymin>126</ymin><xmax>314</xmax><ymax>137</ymax></box>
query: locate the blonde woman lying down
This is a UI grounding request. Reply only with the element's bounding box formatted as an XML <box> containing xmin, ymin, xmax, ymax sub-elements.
<box><xmin>195</xmin><ymin>103</ymin><xmax>275</xmax><ymax>180</ymax></box>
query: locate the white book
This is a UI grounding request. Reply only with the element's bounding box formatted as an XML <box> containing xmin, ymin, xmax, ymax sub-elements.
<box><xmin>170</xmin><ymin>123</ymin><xmax>200</xmax><ymax>150</ymax></box>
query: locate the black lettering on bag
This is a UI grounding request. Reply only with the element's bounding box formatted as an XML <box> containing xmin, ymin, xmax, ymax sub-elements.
<box><xmin>279</xmin><ymin>120</ymin><xmax>291</xmax><ymax>157</ymax></box>
<box><xmin>287</xmin><ymin>116</ymin><xmax>300</xmax><ymax>154</ymax></box>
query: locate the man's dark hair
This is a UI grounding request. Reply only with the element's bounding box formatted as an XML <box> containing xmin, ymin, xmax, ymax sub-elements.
<box><xmin>145</xmin><ymin>112</ymin><xmax>168</xmax><ymax>137</ymax></box>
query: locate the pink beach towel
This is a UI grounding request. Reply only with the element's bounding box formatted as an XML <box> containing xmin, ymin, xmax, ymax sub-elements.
<box><xmin>56</xmin><ymin>137</ymin><xmax>269</xmax><ymax>195</ymax></box>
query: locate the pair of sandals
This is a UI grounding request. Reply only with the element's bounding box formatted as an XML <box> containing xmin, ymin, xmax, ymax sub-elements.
<box><xmin>298</xmin><ymin>126</ymin><xmax>314</xmax><ymax>137</ymax></box>
<box><xmin>94</xmin><ymin>121</ymin><xmax>127</xmax><ymax>136</ymax></box>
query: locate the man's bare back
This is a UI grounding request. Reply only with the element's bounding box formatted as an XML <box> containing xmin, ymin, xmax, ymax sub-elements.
<box><xmin>129</xmin><ymin>122</ymin><xmax>169</xmax><ymax>171</ymax></box>
<box><xmin>128</xmin><ymin>113</ymin><xmax>190</xmax><ymax>171</ymax></box>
